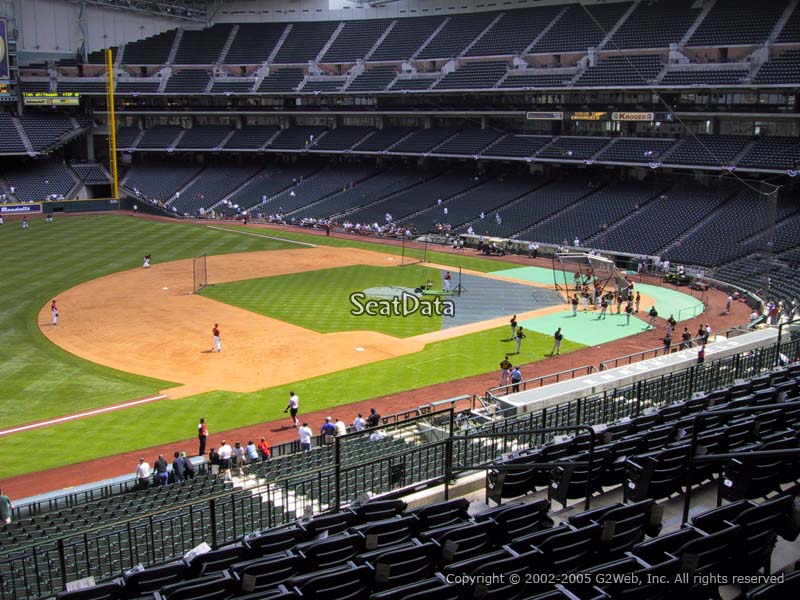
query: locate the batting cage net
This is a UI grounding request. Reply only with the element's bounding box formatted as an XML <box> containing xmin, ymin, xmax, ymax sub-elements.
<box><xmin>193</xmin><ymin>253</ymin><xmax>207</xmax><ymax>293</ymax></box>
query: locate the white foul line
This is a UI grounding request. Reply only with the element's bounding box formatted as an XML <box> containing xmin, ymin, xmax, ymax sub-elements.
<box><xmin>206</xmin><ymin>225</ymin><xmax>316</xmax><ymax>247</ymax></box>
<box><xmin>0</xmin><ymin>394</ymin><xmax>168</xmax><ymax>437</ymax></box>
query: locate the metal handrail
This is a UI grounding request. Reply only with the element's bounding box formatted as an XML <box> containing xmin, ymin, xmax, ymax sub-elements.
<box><xmin>485</xmin><ymin>365</ymin><xmax>597</xmax><ymax>400</ymax></box>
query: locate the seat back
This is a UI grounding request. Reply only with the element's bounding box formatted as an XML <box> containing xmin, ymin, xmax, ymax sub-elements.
<box><xmin>475</xmin><ymin>499</ymin><xmax>553</xmax><ymax>540</ymax></box>
<box><xmin>55</xmin><ymin>582</ymin><xmax>124</xmax><ymax>600</ymax></box>
<box><xmin>230</xmin><ymin>552</ymin><xmax>304</xmax><ymax>592</ymax></box>
<box><xmin>535</xmin><ymin>524</ymin><xmax>601</xmax><ymax>573</ymax></box>
<box><xmin>355</xmin><ymin>499</ymin><xmax>406</xmax><ymax>522</ymax></box>
<box><xmin>349</xmin><ymin>515</ymin><xmax>418</xmax><ymax>550</ymax></box>
<box><xmin>367</xmin><ymin>542</ymin><xmax>438</xmax><ymax>589</ymax></box>
<box><xmin>243</xmin><ymin>528</ymin><xmax>305</xmax><ymax>557</ymax></box>
<box><xmin>296</xmin><ymin>533</ymin><xmax>361</xmax><ymax>570</ymax></box>
<box><xmin>291</xmin><ymin>563</ymin><xmax>372</xmax><ymax>600</ymax></box>
<box><xmin>407</xmin><ymin>498</ymin><xmax>469</xmax><ymax>530</ymax></box>
<box><xmin>123</xmin><ymin>561</ymin><xmax>188</xmax><ymax>596</ymax></box>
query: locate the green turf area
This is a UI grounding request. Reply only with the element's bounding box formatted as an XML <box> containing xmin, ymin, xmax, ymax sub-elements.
<box><xmin>210</xmin><ymin>225</ymin><xmax>506</xmax><ymax>274</ymax></box>
<box><xmin>636</xmin><ymin>283</ymin><xmax>705</xmax><ymax>323</ymax></box>
<box><xmin>520</xmin><ymin>309</ymin><xmax>650</xmax><ymax>347</ymax></box>
<box><xmin>0</xmin><ymin>325</ymin><xmax>584</xmax><ymax>478</ymax></box>
<box><xmin>0</xmin><ymin>215</ymin><xmax>298</xmax><ymax>428</ymax></box>
<box><xmin>202</xmin><ymin>264</ymin><xmax>449</xmax><ymax>337</ymax></box>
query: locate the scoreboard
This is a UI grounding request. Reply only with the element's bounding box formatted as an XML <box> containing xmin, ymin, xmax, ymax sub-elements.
<box><xmin>22</xmin><ymin>91</ymin><xmax>81</xmax><ymax>106</ymax></box>
<box><xmin>527</xmin><ymin>111</ymin><xmax>673</xmax><ymax>122</ymax></box>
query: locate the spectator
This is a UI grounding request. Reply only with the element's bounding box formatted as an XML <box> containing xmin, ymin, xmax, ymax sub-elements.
<box><xmin>208</xmin><ymin>447</ymin><xmax>220</xmax><ymax>474</ymax></box>
<box><xmin>299</xmin><ymin>423</ymin><xmax>313</xmax><ymax>452</ymax></box>
<box><xmin>197</xmin><ymin>417</ymin><xmax>208</xmax><ymax>457</ymax></box>
<box><xmin>182</xmin><ymin>452</ymin><xmax>196</xmax><ymax>479</ymax></box>
<box><xmin>681</xmin><ymin>327</ymin><xmax>692</xmax><ymax>349</ymax></box>
<box><xmin>135</xmin><ymin>458</ymin><xmax>151</xmax><ymax>490</ymax></box>
<box><xmin>233</xmin><ymin>441</ymin><xmax>245</xmax><ymax>475</ymax></box>
<box><xmin>366</xmin><ymin>408</ymin><xmax>381</xmax><ymax>428</ymax></box>
<box><xmin>334</xmin><ymin>417</ymin><xmax>347</xmax><ymax>437</ymax></box>
<box><xmin>370</xmin><ymin>429</ymin><xmax>386</xmax><ymax>442</ymax></box>
<box><xmin>0</xmin><ymin>489</ymin><xmax>13</xmax><ymax>525</ymax></box>
<box><xmin>258</xmin><ymin>437</ymin><xmax>271</xmax><ymax>461</ymax></box>
<box><xmin>321</xmin><ymin>417</ymin><xmax>336</xmax><ymax>444</ymax></box>
<box><xmin>246</xmin><ymin>440</ymin><xmax>259</xmax><ymax>464</ymax></box>
<box><xmin>218</xmin><ymin>440</ymin><xmax>232</xmax><ymax>478</ymax></box>
<box><xmin>353</xmin><ymin>413</ymin><xmax>366</xmax><ymax>432</ymax></box>
<box><xmin>647</xmin><ymin>306</ymin><xmax>658</xmax><ymax>328</ymax></box>
<box><xmin>697</xmin><ymin>346</ymin><xmax>705</xmax><ymax>364</ymax></box>
<box><xmin>663</xmin><ymin>333</ymin><xmax>672</xmax><ymax>355</ymax></box>
<box><xmin>154</xmin><ymin>455</ymin><xmax>168</xmax><ymax>486</ymax></box>
<box><xmin>172</xmin><ymin>451</ymin><xmax>185</xmax><ymax>484</ymax></box>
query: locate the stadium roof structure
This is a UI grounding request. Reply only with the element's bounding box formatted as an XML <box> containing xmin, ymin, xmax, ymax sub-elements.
<box><xmin>80</xmin><ymin>0</ymin><xmax>219</xmax><ymax>22</ymax></box>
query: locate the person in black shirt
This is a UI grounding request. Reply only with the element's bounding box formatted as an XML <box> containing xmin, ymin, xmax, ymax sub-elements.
<box><xmin>366</xmin><ymin>408</ymin><xmax>381</xmax><ymax>428</ymax></box>
<box><xmin>681</xmin><ymin>327</ymin><xmax>692</xmax><ymax>349</ymax></box>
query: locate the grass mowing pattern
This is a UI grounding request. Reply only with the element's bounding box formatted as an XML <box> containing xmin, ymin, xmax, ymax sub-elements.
<box><xmin>202</xmin><ymin>264</ymin><xmax>449</xmax><ymax>337</ymax></box>
<box><xmin>0</xmin><ymin>215</ymin><xmax>297</xmax><ymax>428</ymax></box>
<box><xmin>0</xmin><ymin>325</ymin><xmax>584</xmax><ymax>478</ymax></box>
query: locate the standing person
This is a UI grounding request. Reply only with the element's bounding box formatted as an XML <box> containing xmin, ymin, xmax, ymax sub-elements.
<box><xmin>211</xmin><ymin>323</ymin><xmax>222</xmax><ymax>353</ymax></box>
<box><xmin>334</xmin><ymin>417</ymin><xmax>347</xmax><ymax>437</ymax></box>
<box><xmin>666</xmin><ymin>315</ymin><xmax>677</xmax><ymax>335</ymax></box>
<box><xmin>697</xmin><ymin>345</ymin><xmax>705</xmax><ymax>364</ymax></box>
<box><xmin>51</xmin><ymin>300</ymin><xmax>58</xmax><ymax>326</ymax></box>
<box><xmin>625</xmin><ymin>302</ymin><xmax>633</xmax><ymax>325</ymax></box>
<box><xmin>510</xmin><ymin>366</ymin><xmax>522</xmax><ymax>393</ymax></box>
<box><xmin>697</xmin><ymin>324</ymin><xmax>707</xmax><ymax>345</ymax></box>
<box><xmin>298</xmin><ymin>423</ymin><xmax>313</xmax><ymax>452</ymax></box>
<box><xmin>681</xmin><ymin>327</ymin><xmax>692</xmax><ymax>349</ymax></box>
<box><xmin>551</xmin><ymin>328</ymin><xmax>563</xmax><ymax>356</ymax></box>
<box><xmin>0</xmin><ymin>489</ymin><xmax>14</xmax><ymax>525</ymax></box>
<box><xmin>154</xmin><ymin>455</ymin><xmax>169</xmax><ymax>486</ymax></box>
<box><xmin>499</xmin><ymin>355</ymin><xmax>512</xmax><ymax>386</ymax></box>
<box><xmin>182</xmin><ymin>452</ymin><xmax>196</xmax><ymax>479</ymax></box>
<box><xmin>515</xmin><ymin>326</ymin><xmax>526</xmax><ymax>354</ymax></box>
<box><xmin>634</xmin><ymin>292</ymin><xmax>641</xmax><ymax>314</ymax></box>
<box><xmin>442</xmin><ymin>271</ymin><xmax>452</xmax><ymax>292</ymax></box>
<box><xmin>21</xmin><ymin>216</ymin><xmax>29</xmax><ymax>230</ymax></box>
<box><xmin>321</xmin><ymin>417</ymin><xmax>336</xmax><ymax>444</ymax></box>
<box><xmin>143</xmin><ymin>254</ymin><xmax>152</xmax><ymax>269</ymax></box>
<box><xmin>616</xmin><ymin>293</ymin><xmax>623</xmax><ymax>315</ymax></box>
<box><xmin>510</xmin><ymin>315</ymin><xmax>518</xmax><ymax>338</ymax></box>
<box><xmin>217</xmin><ymin>440</ymin><xmax>232</xmax><ymax>479</ymax></box>
<box><xmin>582</xmin><ymin>287</ymin><xmax>589</xmax><ymax>312</ymax></box>
<box><xmin>647</xmin><ymin>306</ymin><xmax>658</xmax><ymax>328</ymax></box>
<box><xmin>724</xmin><ymin>295</ymin><xmax>733</xmax><ymax>315</ymax></box>
<box><xmin>571</xmin><ymin>294</ymin><xmax>579</xmax><ymax>316</ymax></box>
<box><xmin>246</xmin><ymin>440</ymin><xmax>259</xmax><ymax>464</ymax></box>
<box><xmin>135</xmin><ymin>458</ymin><xmax>151</xmax><ymax>490</ymax></box>
<box><xmin>366</xmin><ymin>408</ymin><xmax>381</xmax><ymax>428</ymax></box>
<box><xmin>599</xmin><ymin>296</ymin><xmax>608</xmax><ymax>319</ymax></box>
<box><xmin>172</xmin><ymin>452</ymin><xmax>185</xmax><ymax>484</ymax></box>
<box><xmin>257</xmin><ymin>437</ymin><xmax>270</xmax><ymax>461</ymax></box>
<box><xmin>197</xmin><ymin>418</ymin><xmax>208</xmax><ymax>457</ymax></box>
<box><xmin>353</xmin><ymin>413</ymin><xmax>366</xmax><ymax>432</ymax></box>
<box><xmin>663</xmin><ymin>332</ymin><xmax>672</xmax><ymax>355</ymax></box>
<box><xmin>285</xmin><ymin>391</ymin><xmax>300</xmax><ymax>427</ymax></box>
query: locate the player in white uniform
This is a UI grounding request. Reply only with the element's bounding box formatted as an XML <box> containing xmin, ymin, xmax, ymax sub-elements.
<box><xmin>211</xmin><ymin>323</ymin><xmax>222</xmax><ymax>352</ymax></box>
<box><xmin>51</xmin><ymin>300</ymin><xmax>58</xmax><ymax>326</ymax></box>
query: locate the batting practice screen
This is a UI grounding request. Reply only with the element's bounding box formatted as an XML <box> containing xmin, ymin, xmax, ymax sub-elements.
<box><xmin>193</xmin><ymin>253</ymin><xmax>207</xmax><ymax>293</ymax></box>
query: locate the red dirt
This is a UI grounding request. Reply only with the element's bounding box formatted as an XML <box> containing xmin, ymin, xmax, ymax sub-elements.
<box><xmin>1</xmin><ymin>215</ymin><xmax>752</xmax><ymax>499</ymax></box>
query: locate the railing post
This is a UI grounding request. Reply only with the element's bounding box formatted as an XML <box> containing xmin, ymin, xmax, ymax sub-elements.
<box><xmin>444</xmin><ymin>406</ymin><xmax>454</xmax><ymax>500</ymax></box>
<box><xmin>334</xmin><ymin>435</ymin><xmax>342</xmax><ymax>511</ymax></box>
<box><xmin>126</xmin><ymin>521</ymin><xmax>134</xmax><ymax>568</ymax></box>
<box><xmin>209</xmin><ymin>498</ymin><xmax>218</xmax><ymax>549</ymax></box>
<box><xmin>58</xmin><ymin>538</ymin><xmax>68</xmax><ymax>591</ymax></box>
<box><xmin>585</xmin><ymin>429</ymin><xmax>595</xmax><ymax>511</ymax></box>
<box><xmin>681</xmin><ymin>414</ymin><xmax>703</xmax><ymax>526</ymax></box>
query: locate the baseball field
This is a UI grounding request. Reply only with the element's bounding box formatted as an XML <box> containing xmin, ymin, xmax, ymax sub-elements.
<box><xmin>0</xmin><ymin>214</ymin><xmax>597</xmax><ymax>480</ymax></box>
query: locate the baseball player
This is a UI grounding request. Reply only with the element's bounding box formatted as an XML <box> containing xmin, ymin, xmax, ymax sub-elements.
<box><xmin>211</xmin><ymin>323</ymin><xmax>222</xmax><ymax>352</ymax></box>
<box><xmin>51</xmin><ymin>300</ymin><xmax>58</xmax><ymax>326</ymax></box>
<box><xmin>285</xmin><ymin>391</ymin><xmax>300</xmax><ymax>428</ymax></box>
<box><xmin>442</xmin><ymin>271</ymin><xmax>452</xmax><ymax>292</ymax></box>
<box><xmin>22</xmin><ymin>216</ymin><xmax>29</xmax><ymax>230</ymax></box>
<box><xmin>143</xmin><ymin>254</ymin><xmax>151</xmax><ymax>269</ymax></box>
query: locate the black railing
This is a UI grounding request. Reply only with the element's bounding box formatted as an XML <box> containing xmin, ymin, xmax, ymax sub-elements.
<box><xmin>2</xmin><ymin>342</ymin><xmax>798</xmax><ymax>599</ymax></box>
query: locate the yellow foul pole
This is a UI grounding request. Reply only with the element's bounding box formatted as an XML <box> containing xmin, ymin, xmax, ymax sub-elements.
<box><xmin>105</xmin><ymin>48</ymin><xmax>120</xmax><ymax>199</ymax></box>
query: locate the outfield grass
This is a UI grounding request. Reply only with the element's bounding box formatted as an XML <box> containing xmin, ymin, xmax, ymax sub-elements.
<box><xmin>0</xmin><ymin>215</ymin><xmax>297</xmax><ymax>427</ymax></box>
<box><xmin>202</xmin><ymin>264</ymin><xmax>451</xmax><ymax>337</ymax></box>
<box><xmin>0</xmin><ymin>324</ymin><xmax>583</xmax><ymax>478</ymax></box>
<box><xmin>210</xmin><ymin>224</ymin><xmax>506</xmax><ymax>273</ymax></box>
